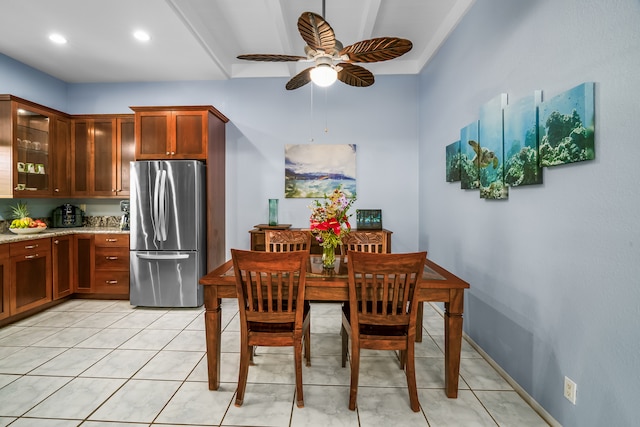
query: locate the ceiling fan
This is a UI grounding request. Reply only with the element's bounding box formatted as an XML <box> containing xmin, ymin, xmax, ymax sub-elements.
<box><xmin>237</xmin><ymin>2</ymin><xmax>412</xmax><ymax>90</ymax></box>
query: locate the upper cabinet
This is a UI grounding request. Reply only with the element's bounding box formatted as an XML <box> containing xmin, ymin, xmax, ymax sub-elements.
<box><xmin>0</xmin><ymin>95</ymin><xmax>70</xmax><ymax>198</ymax></box>
<box><xmin>71</xmin><ymin>114</ymin><xmax>134</xmax><ymax>198</ymax></box>
<box><xmin>131</xmin><ymin>106</ymin><xmax>228</xmax><ymax>161</ymax></box>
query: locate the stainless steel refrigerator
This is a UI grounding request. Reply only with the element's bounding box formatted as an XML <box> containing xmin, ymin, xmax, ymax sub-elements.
<box><xmin>129</xmin><ymin>160</ymin><xmax>206</xmax><ymax>307</ymax></box>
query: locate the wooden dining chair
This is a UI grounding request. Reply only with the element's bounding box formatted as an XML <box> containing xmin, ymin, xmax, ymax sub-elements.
<box><xmin>265</xmin><ymin>229</ymin><xmax>312</xmax><ymax>253</ymax></box>
<box><xmin>231</xmin><ymin>249</ymin><xmax>311</xmax><ymax>408</ymax></box>
<box><xmin>340</xmin><ymin>230</ymin><xmax>388</xmax><ymax>254</ymax></box>
<box><xmin>341</xmin><ymin>250</ymin><xmax>427</xmax><ymax>412</ymax></box>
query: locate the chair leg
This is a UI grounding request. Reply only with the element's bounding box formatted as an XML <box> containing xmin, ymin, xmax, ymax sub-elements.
<box><xmin>348</xmin><ymin>342</ymin><xmax>360</xmax><ymax>411</ymax></box>
<box><xmin>405</xmin><ymin>342</ymin><xmax>420</xmax><ymax>412</ymax></box>
<box><xmin>294</xmin><ymin>337</ymin><xmax>305</xmax><ymax>408</ymax></box>
<box><xmin>304</xmin><ymin>326</ymin><xmax>311</xmax><ymax>367</ymax></box>
<box><xmin>341</xmin><ymin>325</ymin><xmax>348</xmax><ymax>368</ymax></box>
<box><xmin>235</xmin><ymin>343</ymin><xmax>251</xmax><ymax>407</ymax></box>
<box><xmin>416</xmin><ymin>302</ymin><xmax>423</xmax><ymax>342</ymax></box>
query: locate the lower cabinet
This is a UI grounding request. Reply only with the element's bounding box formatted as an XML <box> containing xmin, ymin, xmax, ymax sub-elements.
<box><xmin>9</xmin><ymin>238</ymin><xmax>52</xmax><ymax>315</ymax></box>
<box><xmin>52</xmin><ymin>235</ymin><xmax>73</xmax><ymax>299</ymax></box>
<box><xmin>0</xmin><ymin>245</ymin><xmax>9</xmax><ymax>321</ymax></box>
<box><xmin>94</xmin><ymin>234</ymin><xmax>129</xmax><ymax>295</ymax></box>
<box><xmin>74</xmin><ymin>234</ymin><xmax>95</xmax><ymax>293</ymax></box>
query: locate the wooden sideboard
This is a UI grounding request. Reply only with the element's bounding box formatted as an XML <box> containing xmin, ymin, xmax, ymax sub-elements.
<box><xmin>249</xmin><ymin>226</ymin><xmax>392</xmax><ymax>254</ymax></box>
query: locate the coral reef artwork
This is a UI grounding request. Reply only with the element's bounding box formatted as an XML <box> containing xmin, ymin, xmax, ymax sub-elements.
<box><xmin>445</xmin><ymin>82</ymin><xmax>595</xmax><ymax>203</ymax></box>
<box><xmin>479</xmin><ymin>93</ymin><xmax>508</xmax><ymax>200</ymax></box>
<box><xmin>445</xmin><ymin>140</ymin><xmax>461</xmax><ymax>182</ymax></box>
<box><xmin>538</xmin><ymin>82</ymin><xmax>595</xmax><ymax>166</ymax></box>
<box><xmin>503</xmin><ymin>91</ymin><xmax>543</xmax><ymax>186</ymax></box>
<box><xmin>459</xmin><ymin>121</ymin><xmax>479</xmax><ymax>190</ymax></box>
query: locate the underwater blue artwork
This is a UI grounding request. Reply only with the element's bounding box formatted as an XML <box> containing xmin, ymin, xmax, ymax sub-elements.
<box><xmin>446</xmin><ymin>140</ymin><xmax>461</xmax><ymax>182</ymax></box>
<box><xmin>479</xmin><ymin>93</ymin><xmax>508</xmax><ymax>200</ymax></box>
<box><xmin>504</xmin><ymin>91</ymin><xmax>543</xmax><ymax>186</ymax></box>
<box><xmin>459</xmin><ymin>121</ymin><xmax>479</xmax><ymax>190</ymax></box>
<box><xmin>284</xmin><ymin>144</ymin><xmax>356</xmax><ymax>198</ymax></box>
<box><xmin>538</xmin><ymin>82</ymin><xmax>595</xmax><ymax>166</ymax></box>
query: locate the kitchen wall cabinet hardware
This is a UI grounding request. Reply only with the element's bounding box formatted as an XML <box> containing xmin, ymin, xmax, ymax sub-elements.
<box><xmin>52</xmin><ymin>236</ymin><xmax>73</xmax><ymax>300</ymax></box>
<box><xmin>9</xmin><ymin>237</ymin><xmax>52</xmax><ymax>315</ymax></box>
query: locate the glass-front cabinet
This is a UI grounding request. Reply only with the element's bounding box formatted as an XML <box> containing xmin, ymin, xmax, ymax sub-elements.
<box><xmin>14</xmin><ymin>104</ymin><xmax>51</xmax><ymax>195</ymax></box>
<box><xmin>0</xmin><ymin>95</ymin><xmax>64</xmax><ymax>197</ymax></box>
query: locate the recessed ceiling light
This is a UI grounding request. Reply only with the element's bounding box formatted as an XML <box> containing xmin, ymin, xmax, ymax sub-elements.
<box><xmin>49</xmin><ymin>33</ymin><xmax>67</xmax><ymax>44</ymax></box>
<box><xmin>133</xmin><ymin>30</ymin><xmax>151</xmax><ymax>42</ymax></box>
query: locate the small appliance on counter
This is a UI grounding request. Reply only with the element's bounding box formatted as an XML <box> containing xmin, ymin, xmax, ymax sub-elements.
<box><xmin>120</xmin><ymin>200</ymin><xmax>130</xmax><ymax>231</ymax></box>
<box><xmin>52</xmin><ymin>204</ymin><xmax>84</xmax><ymax>228</ymax></box>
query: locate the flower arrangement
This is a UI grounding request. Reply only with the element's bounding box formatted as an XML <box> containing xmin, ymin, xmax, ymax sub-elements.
<box><xmin>308</xmin><ymin>185</ymin><xmax>356</xmax><ymax>268</ymax></box>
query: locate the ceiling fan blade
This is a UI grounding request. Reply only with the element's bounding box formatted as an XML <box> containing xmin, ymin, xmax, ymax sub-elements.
<box><xmin>340</xmin><ymin>37</ymin><xmax>413</xmax><ymax>63</ymax></box>
<box><xmin>237</xmin><ymin>54</ymin><xmax>306</xmax><ymax>62</ymax></box>
<box><xmin>285</xmin><ymin>67</ymin><xmax>314</xmax><ymax>90</ymax></box>
<box><xmin>337</xmin><ymin>63</ymin><xmax>374</xmax><ymax>87</ymax></box>
<box><xmin>298</xmin><ymin>12</ymin><xmax>336</xmax><ymax>53</ymax></box>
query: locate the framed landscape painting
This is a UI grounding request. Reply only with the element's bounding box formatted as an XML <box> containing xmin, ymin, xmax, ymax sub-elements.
<box><xmin>538</xmin><ymin>82</ymin><xmax>595</xmax><ymax>166</ymax></box>
<box><xmin>284</xmin><ymin>144</ymin><xmax>356</xmax><ymax>198</ymax></box>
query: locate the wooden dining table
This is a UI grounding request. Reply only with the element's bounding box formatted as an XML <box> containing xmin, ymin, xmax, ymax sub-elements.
<box><xmin>198</xmin><ymin>254</ymin><xmax>470</xmax><ymax>398</ymax></box>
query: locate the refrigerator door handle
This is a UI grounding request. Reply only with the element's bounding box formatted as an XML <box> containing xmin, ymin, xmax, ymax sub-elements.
<box><xmin>153</xmin><ymin>171</ymin><xmax>162</xmax><ymax>241</ymax></box>
<box><xmin>136</xmin><ymin>253</ymin><xmax>190</xmax><ymax>260</ymax></box>
<box><xmin>159</xmin><ymin>170</ymin><xmax>168</xmax><ymax>241</ymax></box>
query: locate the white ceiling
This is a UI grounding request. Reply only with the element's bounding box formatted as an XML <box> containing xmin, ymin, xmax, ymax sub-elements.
<box><xmin>0</xmin><ymin>0</ymin><xmax>475</xmax><ymax>84</ymax></box>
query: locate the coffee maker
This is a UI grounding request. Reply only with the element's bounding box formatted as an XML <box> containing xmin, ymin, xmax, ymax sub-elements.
<box><xmin>120</xmin><ymin>200</ymin><xmax>130</xmax><ymax>231</ymax></box>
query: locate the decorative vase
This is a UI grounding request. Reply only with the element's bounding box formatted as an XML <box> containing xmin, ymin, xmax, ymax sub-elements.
<box><xmin>322</xmin><ymin>244</ymin><xmax>337</xmax><ymax>270</ymax></box>
<box><xmin>268</xmin><ymin>199</ymin><xmax>278</xmax><ymax>226</ymax></box>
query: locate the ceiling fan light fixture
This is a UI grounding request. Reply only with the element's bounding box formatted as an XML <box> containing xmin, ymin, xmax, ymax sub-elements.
<box><xmin>310</xmin><ymin>63</ymin><xmax>337</xmax><ymax>87</ymax></box>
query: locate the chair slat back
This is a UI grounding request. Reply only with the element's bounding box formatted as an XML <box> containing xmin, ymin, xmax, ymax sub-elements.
<box><xmin>265</xmin><ymin>230</ymin><xmax>312</xmax><ymax>253</ymax></box>
<box><xmin>347</xmin><ymin>251</ymin><xmax>426</xmax><ymax>327</ymax></box>
<box><xmin>232</xmin><ymin>249</ymin><xmax>307</xmax><ymax>325</ymax></box>
<box><xmin>342</xmin><ymin>231</ymin><xmax>388</xmax><ymax>254</ymax></box>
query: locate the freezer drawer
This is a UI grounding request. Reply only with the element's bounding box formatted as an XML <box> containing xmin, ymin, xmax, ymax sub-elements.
<box><xmin>130</xmin><ymin>250</ymin><xmax>203</xmax><ymax>307</ymax></box>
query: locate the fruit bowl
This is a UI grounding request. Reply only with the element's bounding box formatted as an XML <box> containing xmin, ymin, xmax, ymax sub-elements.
<box><xmin>9</xmin><ymin>227</ymin><xmax>47</xmax><ymax>235</ymax></box>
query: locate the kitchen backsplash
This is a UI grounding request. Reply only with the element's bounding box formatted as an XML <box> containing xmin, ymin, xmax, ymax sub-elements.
<box><xmin>0</xmin><ymin>215</ymin><xmax>123</xmax><ymax>233</ymax></box>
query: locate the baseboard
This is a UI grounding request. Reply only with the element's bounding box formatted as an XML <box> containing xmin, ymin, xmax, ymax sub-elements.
<box><xmin>427</xmin><ymin>303</ymin><xmax>561</xmax><ymax>427</ymax></box>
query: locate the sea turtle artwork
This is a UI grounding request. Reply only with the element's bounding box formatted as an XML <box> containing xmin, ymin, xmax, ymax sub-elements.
<box><xmin>468</xmin><ymin>140</ymin><xmax>498</xmax><ymax>169</ymax></box>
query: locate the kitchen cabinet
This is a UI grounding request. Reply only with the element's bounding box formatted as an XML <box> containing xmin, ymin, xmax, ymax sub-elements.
<box><xmin>51</xmin><ymin>115</ymin><xmax>71</xmax><ymax>196</ymax></box>
<box><xmin>52</xmin><ymin>235</ymin><xmax>73</xmax><ymax>300</ymax></box>
<box><xmin>74</xmin><ymin>234</ymin><xmax>94</xmax><ymax>293</ymax></box>
<box><xmin>0</xmin><ymin>245</ymin><xmax>9</xmax><ymax>321</ymax></box>
<box><xmin>9</xmin><ymin>237</ymin><xmax>52</xmax><ymax>315</ymax></box>
<box><xmin>93</xmin><ymin>234</ymin><xmax>129</xmax><ymax>295</ymax></box>
<box><xmin>71</xmin><ymin>114</ymin><xmax>134</xmax><ymax>197</ymax></box>
<box><xmin>0</xmin><ymin>95</ymin><xmax>69</xmax><ymax>198</ymax></box>
<box><xmin>131</xmin><ymin>106</ymin><xmax>227</xmax><ymax>160</ymax></box>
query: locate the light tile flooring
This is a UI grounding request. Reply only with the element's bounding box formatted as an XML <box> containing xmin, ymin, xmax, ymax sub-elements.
<box><xmin>0</xmin><ymin>299</ymin><xmax>549</xmax><ymax>426</ymax></box>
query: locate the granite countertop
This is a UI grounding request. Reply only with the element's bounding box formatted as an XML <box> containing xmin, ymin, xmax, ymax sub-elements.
<box><xmin>0</xmin><ymin>227</ymin><xmax>129</xmax><ymax>244</ymax></box>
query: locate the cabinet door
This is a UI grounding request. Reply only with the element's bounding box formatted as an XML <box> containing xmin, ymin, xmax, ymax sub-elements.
<box><xmin>9</xmin><ymin>238</ymin><xmax>52</xmax><ymax>315</ymax></box>
<box><xmin>0</xmin><ymin>245</ymin><xmax>9</xmax><ymax>320</ymax></box>
<box><xmin>71</xmin><ymin>119</ymin><xmax>91</xmax><ymax>196</ymax></box>
<box><xmin>74</xmin><ymin>234</ymin><xmax>94</xmax><ymax>293</ymax></box>
<box><xmin>13</xmin><ymin>103</ymin><xmax>52</xmax><ymax>196</ymax></box>
<box><xmin>117</xmin><ymin>117</ymin><xmax>134</xmax><ymax>196</ymax></box>
<box><xmin>52</xmin><ymin>236</ymin><xmax>73</xmax><ymax>300</ymax></box>
<box><xmin>51</xmin><ymin>115</ymin><xmax>71</xmax><ymax>196</ymax></box>
<box><xmin>135</xmin><ymin>111</ymin><xmax>171</xmax><ymax>159</ymax></box>
<box><xmin>92</xmin><ymin>118</ymin><xmax>117</xmax><ymax>196</ymax></box>
<box><xmin>173</xmin><ymin>110</ymin><xmax>207</xmax><ymax>159</ymax></box>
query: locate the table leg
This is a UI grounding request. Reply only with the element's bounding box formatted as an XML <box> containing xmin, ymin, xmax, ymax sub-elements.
<box><xmin>444</xmin><ymin>289</ymin><xmax>464</xmax><ymax>398</ymax></box>
<box><xmin>203</xmin><ymin>286</ymin><xmax>222</xmax><ymax>390</ymax></box>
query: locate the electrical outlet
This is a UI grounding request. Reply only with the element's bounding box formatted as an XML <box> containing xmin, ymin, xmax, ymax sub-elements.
<box><xmin>564</xmin><ymin>376</ymin><xmax>577</xmax><ymax>404</ymax></box>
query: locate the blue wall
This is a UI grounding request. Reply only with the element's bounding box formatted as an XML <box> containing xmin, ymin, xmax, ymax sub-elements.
<box><xmin>417</xmin><ymin>0</ymin><xmax>640</xmax><ymax>426</ymax></box>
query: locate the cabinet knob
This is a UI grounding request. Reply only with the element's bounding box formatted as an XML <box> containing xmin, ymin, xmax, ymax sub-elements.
<box><xmin>25</xmin><ymin>254</ymin><xmax>38</xmax><ymax>259</ymax></box>
<box><xmin>106</xmin><ymin>238</ymin><xmax>118</xmax><ymax>242</ymax></box>
<box><xmin>25</xmin><ymin>244</ymin><xmax>38</xmax><ymax>249</ymax></box>
<box><xmin>54</xmin><ymin>188</ymin><xmax>60</xmax><ymax>192</ymax></box>
<box><xmin>112</xmin><ymin>189</ymin><xmax>116</xmax><ymax>192</ymax></box>
<box><xmin>106</xmin><ymin>280</ymin><xmax>118</xmax><ymax>284</ymax></box>
<box><xmin>106</xmin><ymin>256</ymin><xmax>119</xmax><ymax>260</ymax></box>
<box><xmin>171</xmin><ymin>151</ymin><xmax>175</xmax><ymax>155</ymax></box>
<box><xmin>54</xmin><ymin>240</ymin><xmax>59</xmax><ymax>244</ymax></box>
<box><xmin>166</xmin><ymin>151</ymin><xmax>170</xmax><ymax>155</ymax></box>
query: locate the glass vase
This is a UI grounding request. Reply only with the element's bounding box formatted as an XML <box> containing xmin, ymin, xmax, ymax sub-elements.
<box><xmin>268</xmin><ymin>199</ymin><xmax>278</xmax><ymax>226</ymax></box>
<box><xmin>322</xmin><ymin>244</ymin><xmax>336</xmax><ymax>270</ymax></box>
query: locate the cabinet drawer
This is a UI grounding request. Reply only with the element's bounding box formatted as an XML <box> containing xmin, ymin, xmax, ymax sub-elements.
<box><xmin>95</xmin><ymin>247</ymin><xmax>129</xmax><ymax>270</ymax></box>
<box><xmin>95</xmin><ymin>234</ymin><xmax>129</xmax><ymax>248</ymax></box>
<box><xmin>10</xmin><ymin>238</ymin><xmax>51</xmax><ymax>257</ymax></box>
<box><xmin>94</xmin><ymin>270</ymin><xmax>129</xmax><ymax>294</ymax></box>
